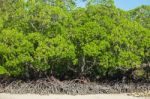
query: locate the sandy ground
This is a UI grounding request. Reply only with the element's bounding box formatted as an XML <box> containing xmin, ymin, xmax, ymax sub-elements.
<box><xmin>0</xmin><ymin>93</ymin><xmax>149</xmax><ymax>99</ymax></box>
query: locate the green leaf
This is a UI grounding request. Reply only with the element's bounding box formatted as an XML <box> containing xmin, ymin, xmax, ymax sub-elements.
<box><xmin>0</xmin><ymin>66</ymin><xmax>8</xmax><ymax>75</ymax></box>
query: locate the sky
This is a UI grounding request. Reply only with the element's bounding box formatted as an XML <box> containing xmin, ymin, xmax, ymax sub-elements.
<box><xmin>77</xmin><ymin>0</ymin><xmax>150</xmax><ymax>10</ymax></box>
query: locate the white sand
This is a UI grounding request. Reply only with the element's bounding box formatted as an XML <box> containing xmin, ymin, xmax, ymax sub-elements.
<box><xmin>0</xmin><ymin>93</ymin><xmax>149</xmax><ymax>99</ymax></box>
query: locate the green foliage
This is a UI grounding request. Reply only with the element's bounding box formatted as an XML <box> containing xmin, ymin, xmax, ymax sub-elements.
<box><xmin>0</xmin><ymin>0</ymin><xmax>149</xmax><ymax>79</ymax></box>
<box><xmin>0</xmin><ymin>66</ymin><xmax>9</xmax><ymax>75</ymax></box>
<box><xmin>86</xmin><ymin>0</ymin><xmax>115</xmax><ymax>7</ymax></box>
<box><xmin>129</xmin><ymin>5</ymin><xmax>150</xmax><ymax>29</ymax></box>
<box><xmin>33</xmin><ymin>35</ymin><xmax>76</xmax><ymax>71</ymax></box>
<box><xmin>129</xmin><ymin>5</ymin><xmax>150</xmax><ymax>64</ymax></box>
<box><xmin>0</xmin><ymin>29</ymin><xmax>33</xmax><ymax>76</ymax></box>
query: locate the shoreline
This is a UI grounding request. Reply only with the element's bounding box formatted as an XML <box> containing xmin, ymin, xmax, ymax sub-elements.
<box><xmin>0</xmin><ymin>93</ymin><xmax>149</xmax><ymax>99</ymax></box>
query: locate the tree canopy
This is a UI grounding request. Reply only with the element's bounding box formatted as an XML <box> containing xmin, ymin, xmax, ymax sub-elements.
<box><xmin>0</xmin><ymin>0</ymin><xmax>149</xmax><ymax>80</ymax></box>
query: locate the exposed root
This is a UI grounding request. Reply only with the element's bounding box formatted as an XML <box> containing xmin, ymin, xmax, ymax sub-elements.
<box><xmin>0</xmin><ymin>79</ymin><xmax>150</xmax><ymax>95</ymax></box>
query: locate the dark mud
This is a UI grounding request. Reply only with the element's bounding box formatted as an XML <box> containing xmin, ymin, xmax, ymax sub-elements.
<box><xmin>0</xmin><ymin>79</ymin><xmax>150</xmax><ymax>95</ymax></box>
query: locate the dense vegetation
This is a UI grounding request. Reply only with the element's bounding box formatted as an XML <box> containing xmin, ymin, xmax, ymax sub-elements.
<box><xmin>0</xmin><ymin>0</ymin><xmax>149</xmax><ymax>81</ymax></box>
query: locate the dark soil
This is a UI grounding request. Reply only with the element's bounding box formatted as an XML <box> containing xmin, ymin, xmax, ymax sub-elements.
<box><xmin>0</xmin><ymin>78</ymin><xmax>150</xmax><ymax>95</ymax></box>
